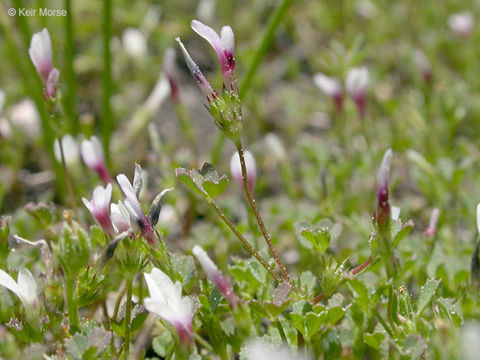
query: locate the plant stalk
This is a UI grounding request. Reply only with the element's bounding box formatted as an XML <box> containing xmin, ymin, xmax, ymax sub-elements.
<box><xmin>124</xmin><ymin>276</ymin><xmax>133</xmax><ymax>359</ymax></box>
<box><xmin>65</xmin><ymin>275</ymin><xmax>79</xmax><ymax>332</ymax></box>
<box><xmin>59</xmin><ymin>137</ymin><xmax>79</xmax><ymax>219</ymax></box>
<box><xmin>236</xmin><ymin>143</ymin><xmax>291</xmax><ymax>283</ymax></box>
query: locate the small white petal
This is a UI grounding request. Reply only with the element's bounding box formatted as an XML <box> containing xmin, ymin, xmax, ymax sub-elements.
<box><xmin>17</xmin><ymin>268</ymin><xmax>38</xmax><ymax>306</ymax></box>
<box><xmin>192</xmin><ymin>245</ymin><xmax>220</xmax><ymax>280</ymax></box>
<box><xmin>346</xmin><ymin>66</ymin><xmax>370</xmax><ymax>96</ymax></box>
<box><xmin>220</xmin><ymin>26</ymin><xmax>235</xmax><ymax>54</ymax></box>
<box><xmin>0</xmin><ymin>269</ymin><xmax>20</xmax><ymax>298</ymax></box>
<box><xmin>122</xmin><ymin>28</ymin><xmax>147</xmax><ymax>58</ymax></box>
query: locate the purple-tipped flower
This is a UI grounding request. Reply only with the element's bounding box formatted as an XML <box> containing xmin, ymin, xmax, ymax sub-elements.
<box><xmin>144</xmin><ymin>267</ymin><xmax>194</xmax><ymax>344</ymax></box>
<box><xmin>82</xmin><ymin>184</ymin><xmax>116</xmax><ymax>236</ymax></box>
<box><xmin>29</xmin><ymin>29</ymin><xmax>53</xmax><ymax>83</ymax></box>
<box><xmin>412</xmin><ymin>50</ymin><xmax>432</xmax><ymax>83</ymax></box>
<box><xmin>176</xmin><ymin>37</ymin><xmax>216</xmax><ymax>102</ymax></box>
<box><xmin>192</xmin><ymin>245</ymin><xmax>238</xmax><ymax>309</ymax></box>
<box><xmin>29</xmin><ymin>29</ymin><xmax>60</xmax><ymax>99</ymax></box>
<box><xmin>230</xmin><ymin>150</ymin><xmax>256</xmax><ymax>192</ymax></box>
<box><xmin>117</xmin><ymin>173</ymin><xmax>157</xmax><ymax>244</ymax></box>
<box><xmin>425</xmin><ymin>208</ymin><xmax>440</xmax><ymax>238</ymax></box>
<box><xmin>191</xmin><ymin>20</ymin><xmax>235</xmax><ymax>90</ymax></box>
<box><xmin>448</xmin><ymin>11</ymin><xmax>474</xmax><ymax>37</ymax></box>
<box><xmin>80</xmin><ymin>136</ymin><xmax>113</xmax><ymax>184</ymax></box>
<box><xmin>375</xmin><ymin>149</ymin><xmax>393</xmax><ymax>233</ymax></box>
<box><xmin>163</xmin><ymin>47</ymin><xmax>180</xmax><ymax>103</ymax></box>
<box><xmin>346</xmin><ymin>67</ymin><xmax>369</xmax><ymax>117</ymax></box>
<box><xmin>313</xmin><ymin>73</ymin><xmax>344</xmax><ymax>112</ymax></box>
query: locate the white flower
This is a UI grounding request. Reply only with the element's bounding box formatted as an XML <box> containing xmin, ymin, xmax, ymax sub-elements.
<box><xmin>28</xmin><ymin>29</ymin><xmax>53</xmax><ymax>82</ymax></box>
<box><xmin>245</xmin><ymin>340</ymin><xmax>309</xmax><ymax>360</ymax></box>
<box><xmin>313</xmin><ymin>73</ymin><xmax>343</xmax><ymax>99</ymax></box>
<box><xmin>144</xmin><ymin>267</ymin><xmax>194</xmax><ymax>344</ymax></box>
<box><xmin>54</xmin><ymin>135</ymin><xmax>80</xmax><ymax>166</ymax></box>
<box><xmin>346</xmin><ymin>66</ymin><xmax>370</xmax><ymax>98</ymax></box>
<box><xmin>110</xmin><ymin>201</ymin><xmax>131</xmax><ymax>234</ymax></box>
<box><xmin>9</xmin><ymin>99</ymin><xmax>40</xmax><ymax>139</ymax></box>
<box><xmin>0</xmin><ymin>268</ymin><xmax>39</xmax><ymax>310</ymax></box>
<box><xmin>230</xmin><ymin>150</ymin><xmax>257</xmax><ymax>192</ymax></box>
<box><xmin>448</xmin><ymin>11</ymin><xmax>474</xmax><ymax>37</ymax></box>
<box><xmin>122</xmin><ymin>28</ymin><xmax>148</xmax><ymax>58</ymax></box>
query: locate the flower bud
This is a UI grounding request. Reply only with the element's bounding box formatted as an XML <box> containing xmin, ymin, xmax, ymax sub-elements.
<box><xmin>45</xmin><ymin>68</ymin><xmax>60</xmax><ymax>99</ymax></box>
<box><xmin>412</xmin><ymin>50</ymin><xmax>432</xmax><ymax>83</ymax></box>
<box><xmin>29</xmin><ymin>29</ymin><xmax>53</xmax><ymax>83</ymax></box>
<box><xmin>80</xmin><ymin>136</ymin><xmax>112</xmax><ymax>184</ymax></box>
<box><xmin>122</xmin><ymin>28</ymin><xmax>147</xmax><ymax>59</ymax></box>
<box><xmin>425</xmin><ymin>208</ymin><xmax>440</xmax><ymax>238</ymax></box>
<box><xmin>148</xmin><ymin>188</ymin><xmax>173</xmax><ymax>226</ymax></box>
<box><xmin>192</xmin><ymin>245</ymin><xmax>238</xmax><ymax>309</ymax></box>
<box><xmin>313</xmin><ymin>73</ymin><xmax>343</xmax><ymax>112</ymax></box>
<box><xmin>230</xmin><ymin>150</ymin><xmax>256</xmax><ymax>192</ymax></box>
<box><xmin>375</xmin><ymin>149</ymin><xmax>392</xmax><ymax>234</ymax></box>
<box><xmin>346</xmin><ymin>66</ymin><xmax>369</xmax><ymax>117</ymax></box>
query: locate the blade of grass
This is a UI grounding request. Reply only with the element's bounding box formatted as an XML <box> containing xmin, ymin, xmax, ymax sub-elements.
<box><xmin>102</xmin><ymin>0</ymin><xmax>113</xmax><ymax>165</ymax></box>
<box><xmin>64</xmin><ymin>0</ymin><xmax>78</xmax><ymax>134</ymax></box>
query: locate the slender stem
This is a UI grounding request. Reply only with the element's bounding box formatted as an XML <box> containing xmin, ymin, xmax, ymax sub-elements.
<box><xmin>64</xmin><ymin>0</ymin><xmax>78</xmax><ymax>134</ymax></box>
<box><xmin>276</xmin><ymin>319</ymin><xmax>288</xmax><ymax>344</ymax></box>
<box><xmin>236</xmin><ymin>144</ymin><xmax>291</xmax><ymax>283</ymax></box>
<box><xmin>59</xmin><ymin>138</ymin><xmax>79</xmax><ymax>219</ymax></box>
<box><xmin>102</xmin><ymin>0</ymin><xmax>113</xmax><ymax>165</ymax></box>
<box><xmin>65</xmin><ymin>275</ymin><xmax>79</xmax><ymax>332</ymax></box>
<box><xmin>193</xmin><ymin>333</ymin><xmax>214</xmax><ymax>352</ymax></box>
<box><xmin>209</xmin><ymin>200</ymin><xmax>282</xmax><ymax>283</ymax></box>
<box><xmin>349</xmin><ymin>257</ymin><xmax>373</xmax><ymax>276</ymax></box>
<box><xmin>124</xmin><ymin>276</ymin><xmax>133</xmax><ymax>359</ymax></box>
<box><xmin>113</xmin><ymin>283</ymin><xmax>127</xmax><ymax>321</ymax></box>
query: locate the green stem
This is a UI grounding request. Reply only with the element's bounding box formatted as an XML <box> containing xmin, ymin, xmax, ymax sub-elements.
<box><xmin>64</xmin><ymin>0</ymin><xmax>78</xmax><ymax>134</ymax></box>
<box><xmin>239</xmin><ymin>0</ymin><xmax>294</xmax><ymax>98</ymax></box>
<box><xmin>59</xmin><ymin>137</ymin><xmax>79</xmax><ymax>219</ymax></box>
<box><xmin>209</xmin><ymin>200</ymin><xmax>282</xmax><ymax>283</ymax></box>
<box><xmin>236</xmin><ymin>143</ymin><xmax>291</xmax><ymax>283</ymax></box>
<box><xmin>102</xmin><ymin>0</ymin><xmax>113</xmax><ymax>165</ymax></box>
<box><xmin>66</xmin><ymin>275</ymin><xmax>79</xmax><ymax>332</ymax></box>
<box><xmin>124</xmin><ymin>276</ymin><xmax>133</xmax><ymax>359</ymax></box>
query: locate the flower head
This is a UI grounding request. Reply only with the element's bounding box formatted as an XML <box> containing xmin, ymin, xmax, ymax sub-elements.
<box><xmin>144</xmin><ymin>267</ymin><xmax>194</xmax><ymax>344</ymax></box>
<box><xmin>346</xmin><ymin>66</ymin><xmax>369</xmax><ymax>117</ymax></box>
<box><xmin>192</xmin><ymin>245</ymin><xmax>238</xmax><ymax>309</ymax></box>
<box><xmin>313</xmin><ymin>73</ymin><xmax>343</xmax><ymax>111</ymax></box>
<box><xmin>191</xmin><ymin>20</ymin><xmax>235</xmax><ymax>90</ymax></box>
<box><xmin>117</xmin><ymin>173</ymin><xmax>156</xmax><ymax>244</ymax></box>
<box><xmin>230</xmin><ymin>150</ymin><xmax>256</xmax><ymax>192</ymax></box>
<box><xmin>54</xmin><ymin>135</ymin><xmax>80</xmax><ymax>166</ymax></box>
<box><xmin>45</xmin><ymin>68</ymin><xmax>60</xmax><ymax>99</ymax></box>
<box><xmin>82</xmin><ymin>184</ymin><xmax>115</xmax><ymax>236</ymax></box>
<box><xmin>29</xmin><ymin>29</ymin><xmax>53</xmax><ymax>83</ymax></box>
<box><xmin>448</xmin><ymin>11</ymin><xmax>474</xmax><ymax>37</ymax></box>
<box><xmin>0</xmin><ymin>268</ymin><xmax>40</xmax><ymax>311</ymax></box>
<box><xmin>80</xmin><ymin>136</ymin><xmax>112</xmax><ymax>184</ymax></box>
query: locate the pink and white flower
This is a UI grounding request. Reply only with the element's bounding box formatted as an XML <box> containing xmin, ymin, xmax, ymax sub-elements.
<box><xmin>375</xmin><ymin>149</ymin><xmax>392</xmax><ymax>231</ymax></box>
<box><xmin>80</xmin><ymin>136</ymin><xmax>112</xmax><ymax>184</ymax></box>
<box><xmin>192</xmin><ymin>245</ymin><xmax>238</xmax><ymax>309</ymax></box>
<box><xmin>346</xmin><ymin>67</ymin><xmax>369</xmax><ymax>117</ymax></box>
<box><xmin>82</xmin><ymin>184</ymin><xmax>115</xmax><ymax>236</ymax></box>
<box><xmin>230</xmin><ymin>150</ymin><xmax>256</xmax><ymax>192</ymax></box>
<box><xmin>191</xmin><ymin>20</ymin><xmax>235</xmax><ymax>90</ymax></box>
<box><xmin>110</xmin><ymin>201</ymin><xmax>131</xmax><ymax>234</ymax></box>
<box><xmin>144</xmin><ymin>267</ymin><xmax>194</xmax><ymax>344</ymax></box>
<box><xmin>117</xmin><ymin>173</ymin><xmax>157</xmax><ymax>244</ymax></box>
<box><xmin>412</xmin><ymin>50</ymin><xmax>432</xmax><ymax>83</ymax></box>
<box><xmin>313</xmin><ymin>73</ymin><xmax>344</xmax><ymax>111</ymax></box>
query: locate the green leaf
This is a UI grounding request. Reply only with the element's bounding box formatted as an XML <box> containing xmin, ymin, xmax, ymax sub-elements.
<box><xmin>327</xmin><ymin>307</ymin><xmax>345</xmax><ymax>325</ymax></box>
<box><xmin>296</xmin><ymin>223</ymin><xmax>331</xmax><ymax>254</ymax></box>
<box><xmin>437</xmin><ymin>297</ymin><xmax>463</xmax><ymax>326</ymax></box>
<box><xmin>364</xmin><ymin>332</ymin><xmax>385</xmax><ymax>350</ymax></box>
<box><xmin>348</xmin><ymin>278</ymin><xmax>369</xmax><ymax>311</ymax></box>
<box><xmin>392</xmin><ymin>220</ymin><xmax>415</xmax><ymax>248</ymax></box>
<box><xmin>175</xmin><ymin>163</ymin><xmax>229</xmax><ymax>200</ymax></box>
<box><xmin>305</xmin><ymin>311</ymin><xmax>325</xmax><ymax>339</ymax></box>
<box><xmin>209</xmin><ymin>287</ymin><xmax>223</xmax><ymax>311</ymax></box>
<box><xmin>417</xmin><ymin>278</ymin><xmax>441</xmax><ymax>316</ymax></box>
<box><xmin>152</xmin><ymin>331</ymin><xmax>173</xmax><ymax>357</ymax></box>
<box><xmin>131</xmin><ymin>312</ymin><xmax>148</xmax><ymax>334</ymax></box>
